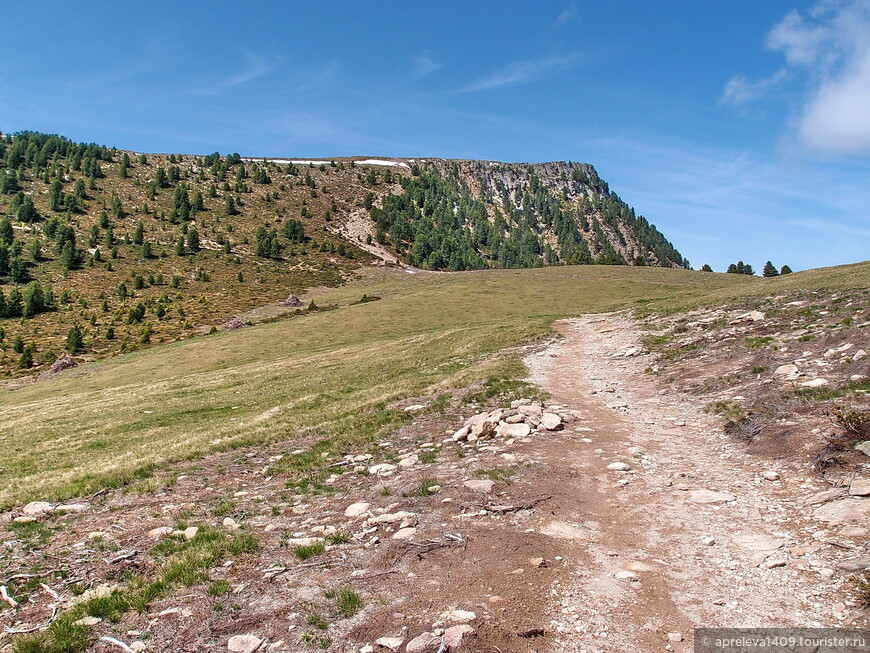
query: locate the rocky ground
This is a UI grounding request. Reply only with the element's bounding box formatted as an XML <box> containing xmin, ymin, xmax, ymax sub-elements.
<box><xmin>1</xmin><ymin>291</ymin><xmax>868</xmax><ymax>653</ymax></box>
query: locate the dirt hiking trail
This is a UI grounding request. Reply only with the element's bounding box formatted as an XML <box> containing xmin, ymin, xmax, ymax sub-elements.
<box><xmin>526</xmin><ymin>315</ymin><xmax>861</xmax><ymax>652</ymax></box>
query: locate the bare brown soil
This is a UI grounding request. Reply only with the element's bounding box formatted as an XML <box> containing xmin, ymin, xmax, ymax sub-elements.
<box><xmin>2</xmin><ymin>308</ymin><xmax>867</xmax><ymax>653</ymax></box>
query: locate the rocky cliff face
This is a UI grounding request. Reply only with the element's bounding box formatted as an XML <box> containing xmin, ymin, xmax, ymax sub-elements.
<box><xmin>371</xmin><ymin>158</ymin><xmax>687</xmax><ymax>269</ymax></box>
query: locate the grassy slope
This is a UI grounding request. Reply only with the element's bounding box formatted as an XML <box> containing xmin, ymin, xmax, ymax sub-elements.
<box><xmin>2</xmin><ymin>261</ymin><xmax>867</xmax><ymax>508</ymax></box>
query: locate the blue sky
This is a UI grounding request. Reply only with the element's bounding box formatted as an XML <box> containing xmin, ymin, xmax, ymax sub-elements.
<box><xmin>1</xmin><ymin>1</ymin><xmax>868</xmax><ymax>271</ymax></box>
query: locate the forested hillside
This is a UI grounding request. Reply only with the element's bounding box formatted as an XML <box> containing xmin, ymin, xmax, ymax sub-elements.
<box><xmin>0</xmin><ymin>131</ymin><xmax>686</xmax><ymax>378</ymax></box>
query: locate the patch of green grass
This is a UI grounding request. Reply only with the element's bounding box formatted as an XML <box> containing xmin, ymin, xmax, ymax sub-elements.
<box><xmin>326</xmin><ymin>531</ymin><xmax>350</xmax><ymax>545</ymax></box>
<box><xmin>4</xmin><ymin>262</ymin><xmax>867</xmax><ymax>508</ymax></box>
<box><xmin>8</xmin><ymin>521</ymin><xmax>54</xmax><ymax>550</ymax></box>
<box><xmin>294</xmin><ymin>542</ymin><xmax>326</xmax><ymax>560</ymax></box>
<box><xmin>418</xmin><ymin>450</ymin><xmax>437</xmax><ymax>464</ymax></box>
<box><xmin>307</xmin><ymin>613</ymin><xmax>328</xmax><ymax>629</ymax></box>
<box><xmin>463</xmin><ymin>370</ymin><xmax>543</xmax><ymax>406</ymax></box>
<box><xmin>474</xmin><ymin>467</ymin><xmax>515</xmax><ymax>482</ymax></box>
<box><xmin>12</xmin><ymin>526</ymin><xmax>232</xmax><ymax>653</ymax></box>
<box><xmin>750</xmin><ymin>365</ymin><xmax>769</xmax><ymax>374</ymax></box>
<box><xmin>334</xmin><ymin>587</ymin><xmax>364</xmax><ymax>617</ymax></box>
<box><xmin>418</xmin><ymin>477</ymin><xmax>440</xmax><ymax>496</ymax></box>
<box><xmin>705</xmin><ymin>400</ymin><xmax>746</xmax><ymax>422</ymax></box>
<box><xmin>227</xmin><ymin>532</ymin><xmax>259</xmax><ymax>555</ymax></box>
<box><xmin>642</xmin><ymin>333</ymin><xmax>674</xmax><ymax>350</ymax></box>
<box><xmin>211</xmin><ymin>500</ymin><xmax>236</xmax><ymax>517</ymax></box>
<box><xmin>789</xmin><ymin>379</ymin><xmax>870</xmax><ymax>402</ymax></box>
<box><xmin>744</xmin><ymin>336</ymin><xmax>776</xmax><ymax>349</ymax></box>
<box><xmin>207</xmin><ymin>580</ymin><xmax>231</xmax><ymax>597</ymax></box>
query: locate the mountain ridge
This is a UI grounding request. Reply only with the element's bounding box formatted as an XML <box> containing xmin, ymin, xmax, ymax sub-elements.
<box><xmin>0</xmin><ymin>130</ymin><xmax>686</xmax><ymax>377</ymax></box>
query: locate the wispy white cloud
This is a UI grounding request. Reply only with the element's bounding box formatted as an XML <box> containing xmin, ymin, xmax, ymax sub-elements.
<box><xmin>460</xmin><ymin>53</ymin><xmax>579</xmax><ymax>93</ymax></box>
<box><xmin>582</xmin><ymin>135</ymin><xmax>870</xmax><ymax>270</ymax></box>
<box><xmin>195</xmin><ymin>51</ymin><xmax>282</xmax><ymax>95</ymax></box>
<box><xmin>720</xmin><ymin>69</ymin><xmax>788</xmax><ymax>105</ymax></box>
<box><xmin>294</xmin><ymin>60</ymin><xmax>339</xmax><ymax>92</ymax></box>
<box><xmin>554</xmin><ymin>4</ymin><xmax>579</xmax><ymax>27</ymax></box>
<box><xmin>724</xmin><ymin>0</ymin><xmax>870</xmax><ymax>156</ymax></box>
<box><xmin>413</xmin><ymin>54</ymin><xmax>442</xmax><ymax>80</ymax></box>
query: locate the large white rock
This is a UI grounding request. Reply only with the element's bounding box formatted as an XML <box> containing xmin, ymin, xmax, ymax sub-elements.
<box><xmin>801</xmin><ymin>378</ymin><xmax>829</xmax><ymax>388</ymax></box>
<box><xmin>813</xmin><ymin>499</ymin><xmax>870</xmax><ymax>524</ymax></box>
<box><xmin>849</xmin><ymin>479</ymin><xmax>870</xmax><ymax>497</ymax></box>
<box><xmin>688</xmin><ymin>489</ymin><xmax>735</xmax><ymax>504</ymax></box>
<box><xmin>392</xmin><ymin>527</ymin><xmax>417</xmax><ymax>540</ymax></box>
<box><xmin>540</xmin><ymin>413</ymin><xmax>563</xmax><ymax>430</ymax></box>
<box><xmin>463</xmin><ymin>480</ymin><xmax>495</xmax><ymax>494</ymax></box>
<box><xmin>443</xmin><ymin>625</ymin><xmax>474</xmax><ymax>649</ymax></box>
<box><xmin>773</xmin><ymin>364</ymin><xmax>798</xmax><ymax>377</ymax></box>
<box><xmin>344</xmin><ymin>502</ymin><xmax>371</xmax><ymax>517</ymax></box>
<box><xmin>441</xmin><ymin>609</ymin><xmax>476</xmax><ymax>623</ymax></box>
<box><xmin>368</xmin><ymin>463</ymin><xmax>398</xmax><ymax>476</ymax></box>
<box><xmin>368</xmin><ymin>511</ymin><xmax>416</xmax><ymax>525</ymax></box>
<box><xmin>227</xmin><ymin>634</ymin><xmax>263</xmax><ymax>653</ymax></box>
<box><xmin>496</xmin><ymin>422</ymin><xmax>531</xmax><ymax>438</ymax></box>
<box><xmin>374</xmin><ymin>637</ymin><xmax>404</xmax><ymax>651</ymax></box>
<box><xmin>517</xmin><ymin>404</ymin><xmax>542</xmax><ymax>418</ymax></box>
<box><xmin>732</xmin><ymin>534</ymin><xmax>783</xmax><ymax>551</ymax></box>
<box><xmin>405</xmin><ymin>632</ymin><xmax>440</xmax><ymax>653</ymax></box>
<box><xmin>606</xmin><ymin>462</ymin><xmax>631</xmax><ymax>472</ymax></box>
<box><xmin>22</xmin><ymin>501</ymin><xmax>53</xmax><ymax>516</ymax></box>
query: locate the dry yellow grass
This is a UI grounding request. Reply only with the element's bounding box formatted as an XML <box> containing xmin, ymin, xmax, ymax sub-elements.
<box><xmin>9</xmin><ymin>261</ymin><xmax>865</xmax><ymax>508</ymax></box>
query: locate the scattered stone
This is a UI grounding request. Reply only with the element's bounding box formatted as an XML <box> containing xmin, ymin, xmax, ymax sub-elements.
<box><xmin>392</xmin><ymin>527</ymin><xmax>417</xmax><ymax>540</ymax></box>
<box><xmin>805</xmin><ymin>487</ymin><xmax>848</xmax><ymax>505</ymax></box>
<box><xmin>463</xmin><ymin>479</ymin><xmax>495</xmax><ymax>494</ymax></box>
<box><xmin>55</xmin><ymin>503</ymin><xmax>88</xmax><ymax>512</ymax></box>
<box><xmin>405</xmin><ymin>632</ymin><xmax>440</xmax><ymax>653</ymax></box>
<box><xmin>345</xmin><ymin>502</ymin><xmax>371</xmax><ymax>517</ymax></box>
<box><xmin>148</xmin><ymin>526</ymin><xmax>173</xmax><ymax>539</ymax></box>
<box><xmin>443</xmin><ymin>625</ymin><xmax>474</xmax><ymax>649</ymax></box>
<box><xmin>222</xmin><ymin>517</ymin><xmax>240</xmax><ymax>530</ymax></box>
<box><xmin>813</xmin><ymin>499</ymin><xmax>870</xmax><ymax>524</ymax></box>
<box><xmin>732</xmin><ymin>534</ymin><xmax>784</xmax><ymax>552</ymax></box>
<box><xmin>840</xmin><ymin>526</ymin><xmax>868</xmax><ymax>537</ymax></box>
<box><xmin>857</xmin><ymin>441</ymin><xmax>870</xmax><ymax>457</ymax></box>
<box><xmin>836</xmin><ymin>556</ymin><xmax>870</xmax><ymax>572</ymax></box>
<box><xmin>397</xmin><ymin>455</ymin><xmax>418</xmax><ymax>470</ymax></box>
<box><xmin>227</xmin><ymin>634</ymin><xmax>263</xmax><ymax>653</ymax></box>
<box><xmin>801</xmin><ymin>378</ymin><xmax>829</xmax><ymax>388</ymax></box>
<box><xmin>606</xmin><ymin>462</ymin><xmax>631</xmax><ymax>472</ymax></box>
<box><xmin>667</xmin><ymin>633</ymin><xmax>683</xmax><ymax>643</ymax></box>
<box><xmin>22</xmin><ymin>501</ymin><xmax>53</xmax><ymax>516</ymax></box>
<box><xmin>74</xmin><ymin>616</ymin><xmax>102</xmax><ymax>626</ymax></box>
<box><xmin>496</xmin><ymin>422</ymin><xmax>531</xmax><ymax>438</ymax></box>
<box><xmin>853</xmin><ymin>349</ymin><xmax>868</xmax><ymax>361</ymax></box>
<box><xmin>441</xmin><ymin>609</ymin><xmax>476</xmax><ymax>624</ymax></box>
<box><xmin>762</xmin><ymin>558</ymin><xmax>787</xmax><ymax>569</ymax></box>
<box><xmin>130</xmin><ymin>643</ymin><xmax>147</xmax><ymax>653</ymax></box>
<box><xmin>540</xmin><ymin>413</ymin><xmax>563</xmax><ymax>430</ymax></box>
<box><xmin>183</xmin><ymin>526</ymin><xmax>199</xmax><ymax>540</ymax></box>
<box><xmin>278</xmin><ymin>294</ymin><xmax>303</xmax><ymax>307</ymax></box>
<box><xmin>529</xmin><ymin>557</ymin><xmax>546</xmax><ymax>568</ymax></box>
<box><xmin>688</xmin><ymin>489</ymin><xmax>735</xmax><ymax>504</ymax></box>
<box><xmin>368</xmin><ymin>511</ymin><xmax>416</xmax><ymax>525</ymax></box>
<box><xmin>849</xmin><ymin>479</ymin><xmax>870</xmax><ymax>497</ymax></box>
<box><xmin>369</xmin><ymin>463</ymin><xmax>398</xmax><ymax>476</ymax></box>
<box><xmin>451</xmin><ymin>426</ymin><xmax>470</xmax><ymax>442</ymax></box>
<box><xmin>374</xmin><ymin>637</ymin><xmax>404</xmax><ymax>651</ymax></box>
<box><xmin>760</xmin><ymin>470</ymin><xmax>780</xmax><ymax>481</ymax></box>
<box><xmin>702</xmin><ymin>536</ymin><xmax>716</xmax><ymax>546</ymax></box>
<box><xmin>773</xmin><ymin>364</ymin><xmax>798</xmax><ymax>377</ymax></box>
<box><xmin>614</xmin><ymin>570</ymin><xmax>638</xmax><ymax>581</ymax></box>
<box><xmin>517</xmin><ymin>404</ymin><xmax>542</xmax><ymax>419</ymax></box>
<box><xmin>404</xmin><ymin>404</ymin><xmax>426</xmax><ymax>413</ymax></box>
